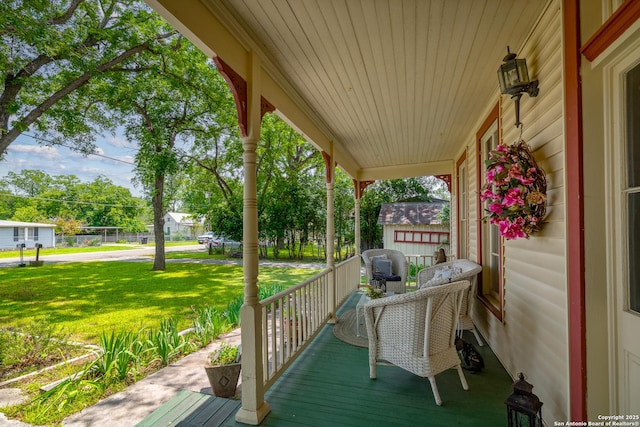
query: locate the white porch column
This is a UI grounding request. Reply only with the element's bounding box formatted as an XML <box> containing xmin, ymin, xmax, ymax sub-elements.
<box><xmin>236</xmin><ymin>133</ymin><xmax>269</xmax><ymax>425</ymax></box>
<box><xmin>323</xmin><ymin>148</ymin><xmax>337</xmax><ymax>323</ymax></box>
<box><xmin>354</xmin><ymin>196</ymin><xmax>361</xmax><ymax>256</ymax></box>
<box><xmin>226</xmin><ymin>51</ymin><xmax>270</xmax><ymax>425</ymax></box>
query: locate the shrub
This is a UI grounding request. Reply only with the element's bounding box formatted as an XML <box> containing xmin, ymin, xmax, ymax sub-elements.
<box><xmin>0</xmin><ymin>318</ymin><xmax>66</xmax><ymax>369</ymax></box>
<box><xmin>20</xmin><ymin>374</ymin><xmax>104</xmax><ymax>425</ymax></box>
<box><xmin>209</xmin><ymin>342</ymin><xmax>239</xmax><ymax>366</ymax></box>
<box><xmin>409</xmin><ymin>262</ymin><xmax>424</xmax><ymax>278</ymax></box>
<box><xmin>95</xmin><ymin>329</ymin><xmax>147</xmax><ymax>381</ymax></box>
<box><xmin>147</xmin><ymin>318</ymin><xmax>185</xmax><ymax>366</ymax></box>
<box><xmin>224</xmin><ymin>295</ymin><xmax>243</xmax><ymax>327</ymax></box>
<box><xmin>192</xmin><ymin>306</ymin><xmax>228</xmax><ymax>348</ymax></box>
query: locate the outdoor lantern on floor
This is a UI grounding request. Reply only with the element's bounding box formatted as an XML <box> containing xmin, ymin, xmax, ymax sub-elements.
<box><xmin>505</xmin><ymin>372</ymin><xmax>543</xmax><ymax>427</ymax></box>
<box><xmin>497</xmin><ymin>47</ymin><xmax>539</xmax><ymax>127</ymax></box>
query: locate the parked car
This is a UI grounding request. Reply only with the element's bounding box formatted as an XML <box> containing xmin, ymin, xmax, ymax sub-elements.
<box><xmin>208</xmin><ymin>237</ymin><xmax>242</xmax><ymax>250</ymax></box>
<box><xmin>197</xmin><ymin>232</ymin><xmax>218</xmax><ymax>244</ymax></box>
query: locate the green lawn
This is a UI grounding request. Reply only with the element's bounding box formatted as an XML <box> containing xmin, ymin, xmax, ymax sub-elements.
<box><xmin>0</xmin><ymin>241</ymin><xmax>203</xmax><ymax>258</ymax></box>
<box><xmin>0</xmin><ymin>244</ymin><xmax>140</xmax><ymax>259</ymax></box>
<box><xmin>0</xmin><ymin>260</ymin><xmax>319</xmax><ymax>343</ymax></box>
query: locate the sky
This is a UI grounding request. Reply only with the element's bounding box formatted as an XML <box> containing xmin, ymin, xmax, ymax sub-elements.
<box><xmin>1</xmin><ymin>132</ymin><xmax>144</xmax><ymax>197</ymax></box>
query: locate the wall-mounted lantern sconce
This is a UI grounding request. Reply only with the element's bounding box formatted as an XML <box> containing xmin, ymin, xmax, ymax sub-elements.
<box><xmin>497</xmin><ymin>47</ymin><xmax>539</xmax><ymax>128</ymax></box>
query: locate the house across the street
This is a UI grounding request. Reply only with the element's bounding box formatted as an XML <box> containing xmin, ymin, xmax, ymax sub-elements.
<box><xmin>162</xmin><ymin>212</ymin><xmax>202</xmax><ymax>240</ymax></box>
<box><xmin>377</xmin><ymin>200</ymin><xmax>450</xmax><ymax>257</ymax></box>
<box><xmin>0</xmin><ymin>220</ymin><xmax>56</xmax><ymax>250</ymax></box>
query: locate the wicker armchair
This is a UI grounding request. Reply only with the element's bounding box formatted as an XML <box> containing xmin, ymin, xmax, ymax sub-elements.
<box><xmin>418</xmin><ymin>259</ymin><xmax>483</xmax><ymax>346</ymax></box>
<box><xmin>361</xmin><ymin>249</ymin><xmax>409</xmax><ymax>294</ymax></box>
<box><xmin>364</xmin><ymin>280</ymin><xmax>471</xmax><ymax>406</ymax></box>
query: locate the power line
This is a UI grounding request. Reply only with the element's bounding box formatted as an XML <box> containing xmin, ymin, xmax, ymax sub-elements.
<box><xmin>22</xmin><ymin>133</ymin><xmax>137</xmax><ymax>166</ymax></box>
<box><xmin>1</xmin><ymin>193</ymin><xmax>146</xmax><ymax>209</ymax></box>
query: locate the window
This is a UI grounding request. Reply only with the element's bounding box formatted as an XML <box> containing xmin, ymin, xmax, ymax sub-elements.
<box><xmin>13</xmin><ymin>227</ymin><xmax>26</xmax><ymax>241</ymax></box>
<box><xmin>626</xmin><ymin>63</ymin><xmax>640</xmax><ymax>313</ymax></box>
<box><xmin>477</xmin><ymin>104</ymin><xmax>503</xmax><ymax>320</ymax></box>
<box><xmin>457</xmin><ymin>153</ymin><xmax>468</xmax><ymax>259</ymax></box>
<box><xmin>394</xmin><ymin>230</ymin><xmax>449</xmax><ymax>244</ymax></box>
<box><xmin>34</xmin><ymin>227</ymin><xmax>39</xmax><ymax>241</ymax></box>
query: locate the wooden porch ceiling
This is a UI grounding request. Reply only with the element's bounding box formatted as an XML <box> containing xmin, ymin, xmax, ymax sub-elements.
<box><xmin>146</xmin><ymin>0</ymin><xmax>548</xmax><ymax>181</ymax></box>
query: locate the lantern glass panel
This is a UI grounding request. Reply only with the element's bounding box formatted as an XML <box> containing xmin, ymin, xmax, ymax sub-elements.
<box><xmin>498</xmin><ymin>62</ymin><xmax>516</xmax><ymax>93</ymax></box>
<box><xmin>498</xmin><ymin>58</ymin><xmax>531</xmax><ymax>95</ymax></box>
<box><xmin>515</xmin><ymin>58</ymin><xmax>531</xmax><ymax>84</ymax></box>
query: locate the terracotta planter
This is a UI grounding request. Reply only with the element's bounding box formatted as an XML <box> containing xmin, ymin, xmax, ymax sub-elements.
<box><xmin>286</xmin><ymin>319</ymin><xmax>306</xmax><ymax>345</ymax></box>
<box><xmin>204</xmin><ymin>362</ymin><xmax>241</xmax><ymax>398</ymax></box>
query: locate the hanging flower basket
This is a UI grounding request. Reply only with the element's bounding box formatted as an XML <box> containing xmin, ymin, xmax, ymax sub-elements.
<box><xmin>480</xmin><ymin>140</ymin><xmax>547</xmax><ymax>240</ymax></box>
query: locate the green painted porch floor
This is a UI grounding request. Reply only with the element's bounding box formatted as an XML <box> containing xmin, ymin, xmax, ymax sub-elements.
<box><xmin>137</xmin><ymin>293</ymin><xmax>513</xmax><ymax>427</ymax></box>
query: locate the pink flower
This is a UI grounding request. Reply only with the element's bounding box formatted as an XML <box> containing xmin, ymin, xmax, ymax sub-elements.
<box><xmin>488</xmin><ymin>203</ymin><xmax>504</xmax><ymax>215</ymax></box>
<box><xmin>508</xmin><ymin>163</ymin><xmax>523</xmax><ymax>180</ymax></box>
<box><xmin>481</xmin><ymin>187</ymin><xmax>500</xmax><ymax>201</ymax></box>
<box><xmin>503</xmin><ymin>187</ymin><xmax>524</xmax><ymax>206</ymax></box>
<box><xmin>483</xmin><ymin>142</ymin><xmax>546</xmax><ymax>239</ymax></box>
<box><xmin>519</xmin><ymin>176</ymin><xmax>535</xmax><ymax>185</ymax></box>
<box><xmin>498</xmin><ymin>218</ymin><xmax>528</xmax><ymax>240</ymax></box>
<box><xmin>486</xmin><ymin>169</ymin><xmax>496</xmax><ymax>184</ymax></box>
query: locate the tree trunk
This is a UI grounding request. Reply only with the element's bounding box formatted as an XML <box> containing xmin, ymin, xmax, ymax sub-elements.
<box><xmin>152</xmin><ymin>173</ymin><xmax>166</xmax><ymax>271</ymax></box>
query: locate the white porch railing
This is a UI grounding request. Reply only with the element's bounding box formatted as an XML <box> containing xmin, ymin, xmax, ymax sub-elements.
<box><xmin>335</xmin><ymin>256</ymin><xmax>362</xmax><ymax>305</ymax></box>
<box><xmin>404</xmin><ymin>253</ymin><xmax>456</xmax><ymax>289</ymax></box>
<box><xmin>259</xmin><ymin>256</ymin><xmax>360</xmax><ymax>390</ymax></box>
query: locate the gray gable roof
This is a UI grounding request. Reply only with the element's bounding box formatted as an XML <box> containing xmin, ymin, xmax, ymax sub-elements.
<box><xmin>377</xmin><ymin>200</ymin><xmax>448</xmax><ymax>226</ymax></box>
<box><xmin>0</xmin><ymin>220</ymin><xmax>55</xmax><ymax>228</ymax></box>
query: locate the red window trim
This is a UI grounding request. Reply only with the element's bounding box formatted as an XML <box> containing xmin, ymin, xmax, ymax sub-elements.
<box><xmin>394</xmin><ymin>230</ymin><xmax>449</xmax><ymax>245</ymax></box>
<box><xmin>566</xmin><ymin>0</ymin><xmax>587</xmax><ymax>420</ymax></box>
<box><xmin>581</xmin><ymin>0</ymin><xmax>640</xmax><ymax>62</ymax></box>
<box><xmin>476</xmin><ymin>102</ymin><xmax>503</xmax><ymax>321</ymax></box>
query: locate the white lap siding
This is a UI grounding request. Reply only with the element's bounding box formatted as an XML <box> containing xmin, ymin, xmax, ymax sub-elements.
<box><xmin>466</xmin><ymin>0</ymin><xmax>569</xmax><ymax>422</ymax></box>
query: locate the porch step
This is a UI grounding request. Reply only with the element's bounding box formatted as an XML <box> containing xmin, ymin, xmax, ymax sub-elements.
<box><xmin>135</xmin><ymin>390</ymin><xmax>240</xmax><ymax>427</ymax></box>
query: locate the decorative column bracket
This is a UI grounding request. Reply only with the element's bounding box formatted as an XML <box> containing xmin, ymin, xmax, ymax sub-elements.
<box><xmin>435</xmin><ymin>174</ymin><xmax>452</xmax><ymax>192</ymax></box>
<box><xmin>353</xmin><ymin>180</ymin><xmax>374</xmax><ymax>200</ymax></box>
<box><xmin>321</xmin><ymin>151</ymin><xmax>337</xmax><ymax>183</ymax></box>
<box><xmin>213</xmin><ymin>56</ymin><xmax>275</xmax><ymax>137</ymax></box>
<box><xmin>261</xmin><ymin>97</ymin><xmax>275</xmax><ymax>119</ymax></box>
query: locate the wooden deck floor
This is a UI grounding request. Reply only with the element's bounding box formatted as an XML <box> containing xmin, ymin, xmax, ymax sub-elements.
<box><xmin>138</xmin><ymin>293</ymin><xmax>514</xmax><ymax>427</ymax></box>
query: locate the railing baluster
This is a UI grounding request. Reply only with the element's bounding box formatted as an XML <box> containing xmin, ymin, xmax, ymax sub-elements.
<box><xmin>258</xmin><ymin>259</ymin><xmax>360</xmax><ymax>390</ymax></box>
<box><xmin>261</xmin><ymin>307</ymin><xmax>268</xmax><ymax>380</ymax></box>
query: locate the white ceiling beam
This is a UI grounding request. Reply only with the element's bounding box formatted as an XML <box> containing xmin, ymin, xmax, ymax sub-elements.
<box><xmin>358</xmin><ymin>160</ymin><xmax>453</xmax><ymax>182</ymax></box>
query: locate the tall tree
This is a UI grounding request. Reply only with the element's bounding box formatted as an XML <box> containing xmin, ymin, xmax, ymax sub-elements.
<box><xmin>256</xmin><ymin>115</ymin><xmax>324</xmax><ymax>259</ymax></box>
<box><xmin>0</xmin><ymin>0</ymin><xmax>176</xmax><ymax>158</ymax></box>
<box><xmin>0</xmin><ymin>169</ymin><xmax>148</xmax><ymax>229</ymax></box>
<box><xmin>333</xmin><ymin>170</ymin><xmax>355</xmax><ymax>260</ymax></box>
<box><xmin>95</xmin><ymin>37</ymin><xmax>235</xmax><ymax>270</ymax></box>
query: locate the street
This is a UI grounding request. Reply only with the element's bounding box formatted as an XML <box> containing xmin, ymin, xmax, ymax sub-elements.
<box><xmin>0</xmin><ymin>244</ymin><xmax>204</xmax><ymax>267</ymax></box>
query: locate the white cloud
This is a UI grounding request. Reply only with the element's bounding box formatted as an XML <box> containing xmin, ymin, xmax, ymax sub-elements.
<box><xmin>2</xmin><ymin>135</ymin><xmax>143</xmax><ymax>197</ymax></box>
<box><xmin>106</xmin><ymin>135</ymin><xmax>132</xmax><ymax>148</ymax></box>
<box><xmin>8</xmin><ymin>144</ymin><xmax>61</xmax><ymax>160</ymax></box>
